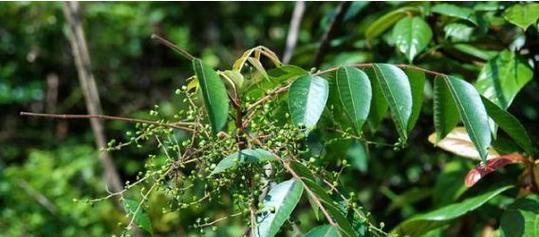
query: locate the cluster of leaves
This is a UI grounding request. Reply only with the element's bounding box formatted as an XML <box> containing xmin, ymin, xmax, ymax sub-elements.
<box><xmin>104</xmin><ymin>33</ymin><xmax>536</xmax><ymax>236</ymax></box>
<box><xmin>3</xmin><ymin>2</ymin><xmax>539</xmax><ymax>237</ymax></box>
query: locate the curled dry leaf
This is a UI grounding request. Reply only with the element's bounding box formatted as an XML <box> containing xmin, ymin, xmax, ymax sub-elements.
<box><xmin>428</xmin><ymin>127</ymin><xmax>498</xmax><ymax>161</ymax></box>
<box><xmin>464</xmin><ymin>153</ymin><xmax>525</xmax><ymax>187</ymax></box>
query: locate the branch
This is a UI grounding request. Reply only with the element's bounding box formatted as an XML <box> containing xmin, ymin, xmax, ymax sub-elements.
<box><xmin>151</xmin><ymin>34</ymin><xmax>195</xmax><ymax>61</ymax></box>
<box><xmin>282</xmin><ymin>1</ymin><xmax>306</xmax><ymax>64</ymax></box>
<box><xmin>63</xmin><ymin>1</ymin><xmax>124</xmax><ymax>194</ymax></box>
<box><xmin>20</xmin><ymin>112</ymin><xmax>196</xmax><ymax>132</ymax></box>
<box><xmin>312</xmin><ymin>2</ymin><xmax>352</xmax><ymax>68</ymax></box>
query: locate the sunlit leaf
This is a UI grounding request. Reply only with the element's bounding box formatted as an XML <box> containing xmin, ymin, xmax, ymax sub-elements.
<box><xmin>443</xmin><ymin>76</ymin><xmax>492</xmax><ymax>163</ymax></box>
<box><xmin>210</xmin><ymin>149</ymin><xmax>277</xmax><ymax>175</ymax></box>
<box><xmin>256</xmin><ymin>179</ymin><xmax>303</xmax><ymax>237</ymax></box>
<box><xmin>428</xmin><ymin>127</ymin><xmax>499</xmax><ymax>160</ymax></box>
<box><xmin>391</xmin><ymin>185</ymin><xmax>513</xmax><ymax>236</ymax></box>
<box><xmin>336</xmin><ymin>66</ymin><xmax>372</xmax><ymax>133</ymax></box>
<box><xmin>365</xmin><ymin>7</ymin><xmax>419</xmax><ymax>39</ymax></box>
<box><xmin>503</xmin><ymin>3</ymin><xmax>539</xmax><ymax>30</ymax></box>
<box><xmin>476</xmin><ymin>50</ymin><xmax>533</xmax><ymax>109</ymax></box>
<box><xmin>192</xmin><ymin>58</ymin><xmax>230</xmax><ymax>134</ymax></box>
<box><xmin>444</xmin><ymin>23</ymin><xmax>474</xmax><ymax>42</ymax></box>
<box><xmin>372</xmin><ymin>64</ymin><xmax>412</xmax><ymax>141</ymax></box>
<box><xmin>289</xmin><ymin>75</ymin><xmax>329</xmax><ymax>130</ymax></box>
<box><xmin>392</xmin><ymin>16</ymin><xmax>433</xmax><ymax>62</ymax></box>
<box><xmin>432</xmin><ymin>3</ymin><xmax>478</xmax><ymax>25</ymax></box>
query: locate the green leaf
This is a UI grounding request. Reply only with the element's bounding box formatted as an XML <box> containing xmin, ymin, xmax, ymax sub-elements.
<box><xmin>192</xmin><ymin>58</ymin><xmax>230</xmax><ymax>134</ymax></box>
<box><xmin>482</xmin><ymin>97</ymin><xmax>534</xmax><ymax>155</ymax></box>
<box><xmin>366</xmin><ymin>68</ymin><xmax>388</xmax><ymax>130</ymax></box>
<box><xmin>503</xmin><ymin>3</ymin><xmax>539</xmax><ymax>30</ymax></box>
<box><xmin>323</xmin><ymin>203</ymin><xmax>356</xmax><ymax>237</ymax></box>
<box><xmin>210</xmin><ymin>149</ymin><xmax>277</xmax><ymax>175</ymax></box>
<box><xmin>289</xmin><ymin>75</ymin><xmax>329</xmax><ymax>129</ymax></box>
<box><xmin>256</xmin><ymin>178</ymin><xmax>304</xmax><ymax>237</ymax></box>
<box><xmin>500</xmin><ymin>197</ymin><xmax>539</xmax><ymax>237</ymax></box>
<box><xmin>372</xmin><ymin>64</ymin><xmax>413</xmax><ymax>141</ymax></box>
<box><xmin>392</xmin><ymin>16</ymin><xmax>433</xmax><ymax>62</ymax></box>
<box><xmin>444</xmin><ymin>23</ymin><xmax>474</xmax><ymax>42</ymax></box>
<box><xmin>432</xmin><ymin>3</ymin><xmax>478</xmax><ymax>25</ymax></box>
<box><xmin>289</xmin><ymin>160</ymin><xmax>321</xmax><ymax>220</ymax></box>
<box><xmin>476</xmin><ymin>50</ymin><xmax>533</xmax><ymax>109</ymax></box>
<box><xmin>365</xmin><ymin>7</ymin><xmax>419</xmax><ymax>39</ymax></box>
<box><xmin>304</xmin><ymin>225</ymin><xmax>341</xmax><ymax>237</ymax></box>
<box><xmin>391</xmin><ymin>185</ymin><xmax>512</xmax><ymax>236</ymax></box>
<box><xmin>452</xmin><ymin>44</ymin><xmax>498</xmax><ymax>61</ymax></box>
<box><xmin>123</xmin><ymin>198</ymin><xmax>153</xmax><ymax>234</ymax></box>
<box><xmin>346</xmin><ymin>141</ymin><xmax>368</xmax><ymax>173</ymax></box>
<box><xmin>433</xmin><ymin>76</ymin><xmax>459</xmax><ymax>141</ymax></box>
<box><xmin>443</xmin><ymin>76</ymin><xmax>492</xmax><ymax>163</ymax></box>
<box><xmin>336</xmin><ymin>66</ymin><xmax>372</xmax><ymax>134</ymax></box>
<box><xmin>406</xmin><ymin>69</ymin><xmax>426</xmax><ymax>132</ymax></box>
<box><xmin>267</xmin><ymin>65</ymin><xmax>309</xmax><ymax>82</ymax></box>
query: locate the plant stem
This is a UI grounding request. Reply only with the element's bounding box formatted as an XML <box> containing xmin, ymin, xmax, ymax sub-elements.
<box><xmin>20</xmin><ymin>112</ymin><xmax>195</xmax><ymax>132</ymax></box>
<box><xmin>151</xmin><ymin>34</ymin><xmax>195</xmax><ymax>61</ymax></box>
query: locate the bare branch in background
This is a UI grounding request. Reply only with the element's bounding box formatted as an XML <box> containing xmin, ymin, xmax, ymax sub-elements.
<box><xmin>283</xmin><ymin>1</ymin><xmax>306</xmax><ymax>64</ymax></box>
<box><xmin>62</xmin><ymin>1</ymin><xmax>124</xmax><ymax>195</ymax></box>
<box><xmin>312</xmin><ymin>1</ymin><xmax>351</xmax><ymax>68</ymax></box>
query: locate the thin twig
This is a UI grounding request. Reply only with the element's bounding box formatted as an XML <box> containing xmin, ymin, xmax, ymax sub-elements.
<box><xmin>151</xmin><ymin>34</ymin><xmax>195</xmax><ymax>61</ymax></box>
<box><xmin>20</xmin><ymin>112</ymin><xmax>195</xmax><ymax>132</ymax></box>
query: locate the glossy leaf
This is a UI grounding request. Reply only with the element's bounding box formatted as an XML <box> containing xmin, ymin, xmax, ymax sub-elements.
<box><xmin>500</xmin><ymin>197</ymin><xmax>539</xmax><ymax>237</ymax></box>
<box><xmin>365</xmin><ymin>7</ymin><xmax>419</xmax><ymax>39</ymax></box>
<box><xmin>192</xmin><ymin>58</ymin><xmax>230</xmax><ymax>134</ymax></box>
<box><xmin>433</xmin><ymin>76</ymin><xmax>459</xmax><ymax>141</ymax></box>
<box><xmin>123</xmin><ymin>198</ymin><xmax>153</xmax><ymax>234</ymax></box>
<box><xmin>428</xmin><ymin>127</ymin><xmax>499</xmax><ymax>161</ymax></box>
<box><xmin>476</xmin><ymin>50</ymin><xmax>533</xmax><ymax>109</ymax></box>
<box><xmin>443</xmin><ymin>76</ymin><xmax>492</xmax><ymax>163</ymax></box>
<box><xmin>372</xmin><ymin>64</ymin><xmax>412</xmax><ymax>141</ymax></box>
<box><xmin>444</xmin><ymin>23</ymin><xmax>474</xmax><ymax>42</ymax></box>
<box><xmin>432</xmin><ymin>3</ymin><xmax>478</xmax><ymax>25</ymax></box>
<box><xmin>391</xmin><ymin>185</ymin><xmax>513</xmax><ymax>236</ymax></box>
<box><xmin>482</xmin><ymin>97</ymin><xmax>534</xmax><ymax>155</ymax></box>
<box><xmin>366</xmin><ymin>68</ymin><xmax>388</xmax><ymax>130</ymax></box>
<box><xmin>465</xmin><ymin>153</ymin><xmax>525</xmax><ymax>187</ymax></box>
<box><xmin>503</xmin><ymin>3</ymin><xmax>539</xmax><ymax>30</ymax></box>
<box><xmin>289</xmin><ymin>75</ymin><xmax>329</xmax><ymax>129</ymax></box>
<box><xmin>406</xmin><ymin>69</ymin><xmax>425</xmax><ymax>131</ymax></box>
<box><xmin>392</xmin><ymin>17</ymin><xmax>433</xmax><ymax>62</ymax></box>
<box><xmin>336</xmin><ymin>66</ymin><xmax>372</xmax><ymax>133</ymax></box>
<box><xmin>210</xmin><ymin>149</ymin><xmax>276</xmax><ymax>175</ymax></box>
<box><xmin>256</xmin><ymin>179</ymin><xmax>304</xmax><ymax>237</ymax></box>
<box><xmin>304</xmin><ymin>225</ymin><xmax>341</xmax><ymax>237</ymax></box>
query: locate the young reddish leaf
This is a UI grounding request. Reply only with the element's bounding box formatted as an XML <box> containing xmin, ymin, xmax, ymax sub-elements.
<box><xmin>464</xmin><ymin>153</ymin><xmax>525</xmax><ymax>187</ymax></box>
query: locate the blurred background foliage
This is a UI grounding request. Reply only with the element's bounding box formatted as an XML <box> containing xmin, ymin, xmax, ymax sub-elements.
<box><xmin>0</xmin><ymin>2</ymin><xmax>537</xmax><ymax>236</ymax></box>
